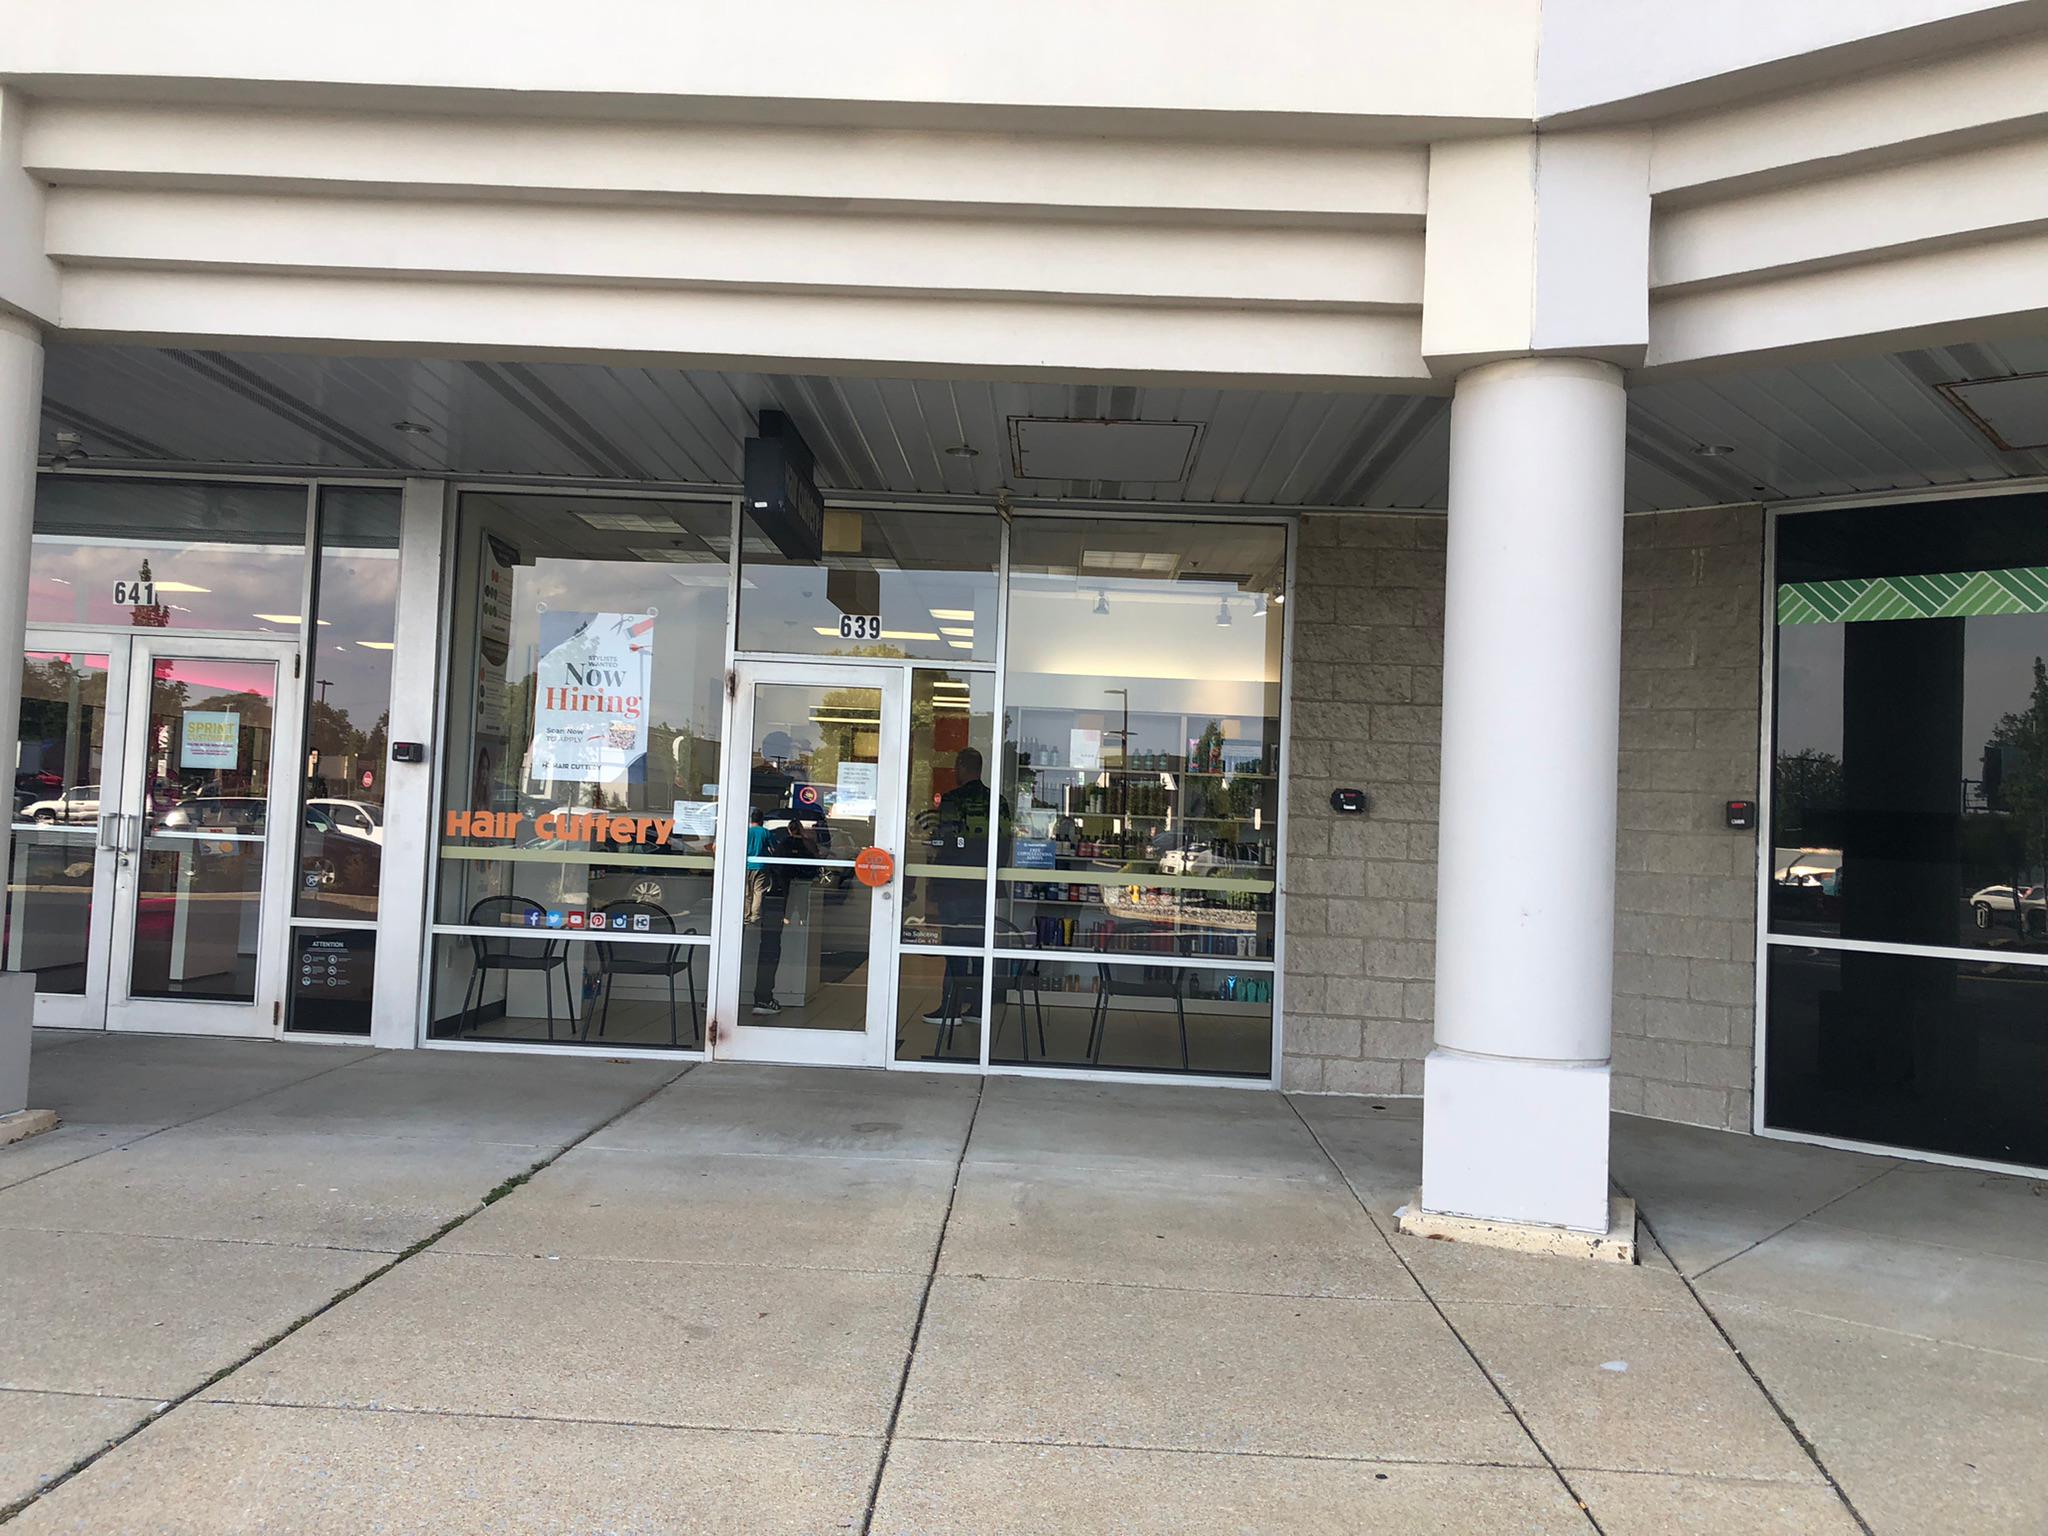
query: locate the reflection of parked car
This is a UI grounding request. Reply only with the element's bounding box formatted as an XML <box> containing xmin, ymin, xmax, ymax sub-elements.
<box><xmin>305</xmin><ymin>798</ymin><xmax>384</xmax><ymax>844</ymax></box>
<box><xmin>1774</xmin><ymin>849</ymin><xmax>1842</xmax><ymax>894</ymax></box>
<box><xmin>1971</xmin><ymin>880</ymin><xmax>2047</xmax><ymax>936</ymax></box>
<box><xmin>21</xmin><ymin>784</ymin><xmax>100</xmax><ymax>824</ymax></box>
<box><xmin>155</xmin><ymin>796</ymin><xmax>267</xmax><ymax>834</ymax></box>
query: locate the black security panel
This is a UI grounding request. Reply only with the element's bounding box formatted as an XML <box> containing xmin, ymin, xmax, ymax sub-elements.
<box><xmin>743</xmin><ymin>409</ymin><xmax>825</xmax><ymax>561</ymax></box>
<box><xmin>1329</xmin><ymin>788</ymin><xmax>1370</xmax><ymax>815</ymax></box>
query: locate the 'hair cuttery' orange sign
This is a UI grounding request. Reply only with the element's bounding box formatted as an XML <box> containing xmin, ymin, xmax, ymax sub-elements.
<box><xmin>445</xmin><ymin>810</ymin><xmax>677</xmax><ymax>845</ymax></box>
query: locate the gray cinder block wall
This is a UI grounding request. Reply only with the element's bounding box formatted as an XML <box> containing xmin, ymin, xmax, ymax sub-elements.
<box><xmin>1281</xmin><ymin>506</ymin><xmax>1765</xmax><ymax>1131</ymax></box>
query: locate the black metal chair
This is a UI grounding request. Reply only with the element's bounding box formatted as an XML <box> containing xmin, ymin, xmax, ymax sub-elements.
<box><xmin>587</xmin><ymin>900</ymin><xmax>700</xmax><ymax>1047</ymax></box>
<box><xmin>458</xmin><ymin>895</ymin><xmax>574</xmax><ymax>1040</ymax></box>
<box><xmin>1088</xmin><ymin>924</ymin><xmax>1190</xmax><ymax>1070</ymax></box>
<box><xmin>990</xmin><ymin>916</ymin><xmax>1049</xmax><ymax>1062</ymax></box>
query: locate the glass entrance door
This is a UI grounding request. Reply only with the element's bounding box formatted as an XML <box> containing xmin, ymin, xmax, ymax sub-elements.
<box><xmin>101</xmin><ymin>638</ymin><xmax>301</xmax><ymax>1036</ymax></box>
<box><xmin>8</xmin><ymin>638</ymin><xmax>129</xmax><ymax>1027</ymax></box>
<box><xmin>714</xmin><ymin>663</ymin><xmax>904</xmax><ymax>1066</ymax></box>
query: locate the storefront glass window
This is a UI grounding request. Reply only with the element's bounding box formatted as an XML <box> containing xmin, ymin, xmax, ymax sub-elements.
<box><xmin>994</xmin><ymin>516</ymin><xmax>1286</xmax><ymax>1077</ymax></box>
<box><xmin>430</xmin><ymin>493</ymin><xmax>729</xmax><ymax>1050</ymax></box>
<box><xmin>736</xmin><ymin>505</ymin><xmax>998</xmax><ymax>662</ymax></box>
<box><xmin>294</xmin><ymin>488</ymin><xmax>400</xmax><ymax>927</ymax></box>
<box><xmin>30</xmin><ymin>478</ymin><xmax>307</xmax><ymax>634</ymax></box>
<box><xmin>1768</xmin><ymin>492</ymin><xmax>2048</xmax><ymax>1165</ymax></box>
<box><xmin>7</xmin><ymin>651</ymin><xmax>110</xmax><ymax>994</ymax></box>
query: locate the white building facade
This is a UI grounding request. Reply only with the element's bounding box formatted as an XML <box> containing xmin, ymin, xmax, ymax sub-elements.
<box><xmin>5</xmin><ymin>1</ymin><xmax>2048</xmax><ymax>1238</ymax></box>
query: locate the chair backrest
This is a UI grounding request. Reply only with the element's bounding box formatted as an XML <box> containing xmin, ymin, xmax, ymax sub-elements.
<box><xmin>466</xmin><ymin>895</ymin><xmax>554</xmax><ymax>963</ymax></box>
<box><xmin>591</xmin><ymin>900</ymin><xmax>681</xmax><ymax>966</ymax></box>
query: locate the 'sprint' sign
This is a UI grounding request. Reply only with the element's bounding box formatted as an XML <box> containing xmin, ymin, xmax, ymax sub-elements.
<box><xmin>179</xmin><ymin>711</ymin><xmax>241</xmax><ymax>770</ymax></box>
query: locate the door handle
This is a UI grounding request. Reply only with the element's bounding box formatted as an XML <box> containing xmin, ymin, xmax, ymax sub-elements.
<box><xmin>97</xmin><ymin>812</ymin><xmax>122</xmax><ymax>852</ymax></box>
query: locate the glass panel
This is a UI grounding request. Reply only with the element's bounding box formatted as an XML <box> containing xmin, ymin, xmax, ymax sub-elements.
<box><xmin>737</xmin><ymin>505</ymin><xmax>998</xmax><ymax>661</ymax></box>
<box><xmin>296</xmin><ymin>489</ymin><xmax>400</xmax><ymax>921</ymax></box>
<box><xmin>131</xmin><ymin>656</ymin><xmax>277</xmax><ymax>1003</ymax></box>
<box><xmin>1765</xmin><ymin>945</ymin><xmax>2048</xmax><ymax>1167</ymax></box>
<box><xmin>30</xmin><ymin>478</ymin><xmax>307</xmax><ymax>634</ymax></box>
<box><xmin>894</xmin><ymin>949</ymin><xmax>982</xmax><ymax>1065</ymax></box>
<box><xmin>8</xmin><ymin>651</ymin><xmax>110</xmax><ymax>994</ymax></box>
<box><xmin>985</xmin><ymin>955</ymin><xmax>1273</xmax><ymax>1077</ymax></box>
<box><xmin>902</xmin><ymin>670</ymin><xmax>997</xmax><ymax>947</ymax></box>
<box><xmin>739</xmin><ymin>682</ymin><xmax>880</xmax><ymax>1029</ymax></box>
<box><xmin>426</xmin><ymin>925</ymin><xmax>706</xmax><ymax>1051</ymax></box>
<box><xmin>999</xmin><ymin>517</ymin><xmax>1284</xmax><ymax>960</ymax></box>
<box><xmin>1772</xmin><ymin>494</ymin><xmax>2048</xmax><ymax>954</ymax></box>
<box><xmin>432</xmin><ymin>495</ymin><xmax>729</xmax><ymax>1037</ymax></box>
<box><xmin>287</xmin><ymin>928</ymin><xmax>376</xmax><ymax>1037</ymax></box>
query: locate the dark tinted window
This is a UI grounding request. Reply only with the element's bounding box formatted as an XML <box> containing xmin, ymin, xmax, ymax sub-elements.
<box><xmin>1772</xmin><ymin>494</ymin><xmax>2048</xmax><ymax>954</ymax></box>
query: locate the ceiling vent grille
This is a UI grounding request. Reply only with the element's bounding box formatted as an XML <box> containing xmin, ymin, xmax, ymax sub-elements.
<box><xmin>1008</xmin><ymin>418</ymin><xmax>1202</xmax><ymax>483</ymax></box>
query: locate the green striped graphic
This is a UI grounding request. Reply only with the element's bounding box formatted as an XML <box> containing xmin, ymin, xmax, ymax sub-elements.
<box><xmin>1778</xmin><ymin>567</ymin><xmax>2048</xmax><ymax>625</ymax></box>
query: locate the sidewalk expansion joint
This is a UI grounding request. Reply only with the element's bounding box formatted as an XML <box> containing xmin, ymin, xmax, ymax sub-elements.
<box><xmin>1614</xmin><ymin>1185</ymin><xmax>1878</xmax><ymax>1536</ymax></box>
<box><xmin>1283</xmin><ymin>1095</ymin><xmax>1609</xmax><ymax>1536</ymax></box>
<box><xmin>858</xmin><ymin>1074</ymin><xmax>985</xmax><ymax>1536</ymax></box>
<box><xmin>0</xmin><ymin>1060</ymin><xmax>696</xmax><ymax>1527</ymax></box>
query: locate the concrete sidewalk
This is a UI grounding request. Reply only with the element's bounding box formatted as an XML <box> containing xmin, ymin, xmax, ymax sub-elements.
<box><xmin>1</xmin><ymin>1033</ymin><xmax>2042</xmax><ymax>1533</ymax></box>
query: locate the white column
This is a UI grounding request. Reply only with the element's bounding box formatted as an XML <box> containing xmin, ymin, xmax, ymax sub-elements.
<box><xmin>0</xmin><ymin>315</ymin><xmax>42</xmax><ymax>872</ymax></box>
<box><xmin>0</xmin><ymin>314</ymin><xmax>43</xmax><ymax>1101</ymax></box>
<box><xmin>1421</xmin><ymin>355</ymin><xmax>1626</xmax><ymax>1234</ymax></box>
<box><xmin>367</xmin><ymin>477</ymin><xmax>448</xmax><ymax>1049</ymax></box>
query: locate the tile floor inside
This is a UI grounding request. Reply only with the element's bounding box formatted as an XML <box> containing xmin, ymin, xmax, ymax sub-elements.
<box><xmin>2</xmin><ymin>1029</ymin><xmax>2042</xmax><ymax>1533</ymax></box>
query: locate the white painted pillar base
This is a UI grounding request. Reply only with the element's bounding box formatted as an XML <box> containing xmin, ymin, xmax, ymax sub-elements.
<box><xmin>1420</xmin><ymin>1050</ymin><xmax>1612</xmax><ymax>1233</ymax></box>
<box><xmin>1422</xmin><ymin>355</ymin><xmax>1626</xmax><ymax>1239</ymax></box>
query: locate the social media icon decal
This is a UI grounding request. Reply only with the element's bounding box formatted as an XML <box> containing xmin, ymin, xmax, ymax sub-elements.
<box><xmin>632</xmin><ymin>914</ymin><xmax>652</xmax><ymax>932</ymax></box>
<box><xmin>523</xmin><ymin>911</ymin><xmax>543</xmax><ymax>928</ymax></box>
<box><xmin>546</xmin><ymin>911</ymin><xmax>565</xmax><ymax>928</ymax></box>
<box><xmin>612</xmin><ymin>914</ymin><xmax>630</xmax><ymax>929</ymax></box>
<box><xmin>566</xmin><ymin>912</ymin><xmax>585</xmax><ymax>929</ymax></box>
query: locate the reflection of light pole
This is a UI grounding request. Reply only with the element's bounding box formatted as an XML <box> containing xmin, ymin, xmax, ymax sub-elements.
<box><xmin>316</xmin><ymin>677</ymin><xmax>334</xmax><ymax>704</ymax></box>
<box><xmin>1104</xmin><ymin>687</ymin><xmax>1130</xmax><ymax>854</ymax></box>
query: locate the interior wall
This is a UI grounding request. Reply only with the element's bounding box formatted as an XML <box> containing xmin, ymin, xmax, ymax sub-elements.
<box><xmin>1281</xmin><ymin>506</ymin><xmax>1766</xmax><ymax>1131</ymax></box>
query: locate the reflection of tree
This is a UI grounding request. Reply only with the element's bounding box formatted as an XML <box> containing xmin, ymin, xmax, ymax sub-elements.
<box><xmin>1773</xmin><ymin>748</ymin><xmax>1843</xmax><ymax>841</ymax></box>
<box><xmin>1989</xmin><ymin>656</ymin><xmax>2048</xmax><ymax>870</ymax></box>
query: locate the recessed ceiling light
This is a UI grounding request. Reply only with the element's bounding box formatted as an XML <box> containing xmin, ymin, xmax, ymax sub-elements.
<box><xmin>1692</xmin><ymin>443</ymin><xmax>1736</xmax><ymax>457</ymax></box>
<box><xmin>392</xmin><ymin>420</ymin><xmax>433</xmax><ymax>435</ymax></box>
<box><xmin>944</xmin><ymin>444</ymin><xmax>979</xmax><ymax>459</ymax></box>
<box><xmin>929</xmin><ymin>608</ymin><xmax>976</xmax><ymax>621</ymax></box>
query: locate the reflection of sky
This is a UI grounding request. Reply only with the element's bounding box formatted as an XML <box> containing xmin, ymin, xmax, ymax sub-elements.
<box><xmin>308</xmin><ymin>549</ymin><xmax>398</xmax><ymax>737</ymax></box>
<box><xmin>29</xmin><ymin>538</ymin><xmax>304</xmax><ymax>634</ymax></box>
<box><xmin>1778</xmin><ymin>612</ymin><xmax>2048</xmax><ymax>770</ymax></box>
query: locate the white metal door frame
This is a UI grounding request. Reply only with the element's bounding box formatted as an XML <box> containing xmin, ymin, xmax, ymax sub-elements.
<box><xmin>17</xmin><ymin>628</ymin><xmax>134</xmax><ymax>1029</ymax></box>
<box><xmin>711</xmin><ymin>660</ymin><xmax>905</xmax><ymax>1067</ymax></box>
<box><xmin>102</xmin><ymin>634</ymin><xmax>304</xmax><ymax>1038</ymax></box>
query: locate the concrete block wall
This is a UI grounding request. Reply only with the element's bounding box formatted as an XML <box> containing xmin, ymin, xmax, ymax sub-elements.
<box><xmin>1281</xmin><ymin>506</ymin><xmax>1765</xmax><ymax>1131</ymax></box>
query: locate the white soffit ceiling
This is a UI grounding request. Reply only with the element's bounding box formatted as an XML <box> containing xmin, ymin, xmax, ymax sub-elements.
<box><xmin>34</xmin><ymin>335</ymin><xmax>2048</xmax><ymax>513</ymax></box>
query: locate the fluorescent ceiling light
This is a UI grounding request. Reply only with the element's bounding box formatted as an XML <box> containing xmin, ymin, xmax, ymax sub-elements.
<box><xmin>809</xmin><ymin>715</ymin><xmax>881</xmax><ymax>726</ymax></box>
<box><xmin>931</xmin><ymin>679</ymin><xmax>970</xmax><ymax>689</ymax></box>
<box><xmin>881</xmin><ymin>630</ymin><xmax>939</xmax><ymax>641</ymax></box>
<box><xmin>628</xmin><ymin>546</ymin><xmax>717</xmax><ymax>563</ymax></box>
<box><xmin>947</xmin><ymin>640</ymin><xmax>973</xmax><ymax>649</ymax></box>
<box><xmin>1081</xmin><ymin>550</ymin><xmax>1178</xmax><ymax>574</ymax></box>
<box><xmin>576</xmin><ymin>510</ymin><xmax>679</xmax><ymax>533</ymax></box>
<box><xmin>355</xmin><ymin>641</ymin><xmax>395</xmax><ymax>651</ymax></box>
<box><xmin>252</xmin><ymin>613</ymin><xmax>331</xmax><ymax>626</ymax></box>
<box><xmin>152</xmin><ymin>581</ymin><xmax>211</xmax><ymax>594</ymax></box>
<box><xmin>929</xmin><ymin>608</ymin><xmax>976</xmax><ymax>621</ymax></box>
<box><xmin>938</xmin><ymin>626</ymin><xmax>975</xmax><ymax>638</ymax></box>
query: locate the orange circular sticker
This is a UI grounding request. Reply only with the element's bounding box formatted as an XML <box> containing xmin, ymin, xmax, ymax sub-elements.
<box><xmin>853</xmin><ymin>846</ymin><xmax>895</xmax><ymax>888</ymax></box>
